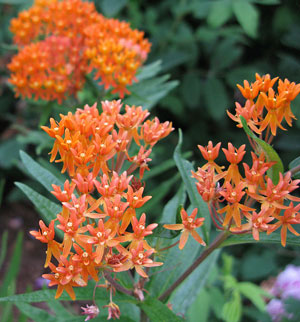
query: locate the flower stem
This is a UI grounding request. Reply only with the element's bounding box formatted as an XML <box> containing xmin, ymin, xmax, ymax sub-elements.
<box><xmin>158</xmin><ymin>231</ymin><xmax>229</xmax><ymax>302</ymax></box>
<box><xmin>104</xmin><ymin>272</ymin><xmax>134</xmax><ymax>297</ymax></box>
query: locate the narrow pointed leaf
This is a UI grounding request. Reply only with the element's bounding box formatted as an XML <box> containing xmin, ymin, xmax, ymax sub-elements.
<box><xmin>19</xmin><ymin>150</ymin><xmax>63</xmax><ymax>193</ymax></box>
<box><xmin>15</xmin><ymin>182</ymin><xmax>63</xmax><ymax>239</ymax></box>
<box><xmin>173</xmin><ymin>129</ymin><xmax>210</xmax><ymax>242</ymax></box>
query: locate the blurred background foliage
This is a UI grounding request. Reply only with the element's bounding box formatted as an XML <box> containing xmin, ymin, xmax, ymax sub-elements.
<box><xmin>1</xmin><ymin>0</ymin><xmax>300</xmax><ymax>321</ymax></box>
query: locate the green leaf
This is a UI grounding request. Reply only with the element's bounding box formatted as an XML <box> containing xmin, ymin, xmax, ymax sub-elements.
<box><xmin>0</xmin><ymin>232</ymin><xmax>23</xmax><ymax>297</ymax></box>
<box><xmin>151</xmin><ymin>223</ymin><xmax>181</xmax><ymax>239</ymax></box>
<box><xmin>211</xmin><ymin>38</ymin><xmax>243</xmax><ymax>71</ymax></box>
<box><xmin>222</xmin><ymin>290</ymin><xmax>242</xmax><ymax>322</ymax></box>
<box><xmin>180</xmin><ymin>72</ymin><xmax>202</xmax><ymax>109</ymax></box>
<box><xmin>187</xmin><ymin>288</ymin><xmax>210</xmax><ymax>322</ymax></box>
<box><xmin>143</xmin><ymin>152</ymin><xmax>192</xmax><ymax>181</ymax></box>
<box><xmin>139</xmin><ymin>297</ymin><xmax>183</xmax><ymax>322</ymax></box>
<box><xmin>209</xmin><ymin>286</ymin><xmax>226</xmax><ymax>319</ymax></box>
<box><xmin>141</xmin><ymin>173</ymin><xmax>180</xmax><ymax>215</ymax></box>
<box><xmin>204</xmin><ymin>77</ymin><xmax>230</xmax><ymax>121</ymax></box>
<box><xmin>136</xmin><ymin>61</ymin><xmax>162</xmax><ymax>81</ymax></box>
<box><xmin>170</xmin><ymin>250</ymin><xmax>220</xmax><ymax>314</ymax></box>
<box><xmin>220</xmin><ymin>231</ymin><xmax>300</xmax><ymax>247</ymax></box>
<box><xmin>125</xmin><ymin>75</ymin><xmax>179</xmax><ymax>110</ymax></box>
<box><xmin>15</xmin><ymin>302</ymin><xmax>83</xmax><ymax>322</ymax></box>
<box><xmin>174</xmin><ymin>129</ymin><xmax>210</xmax><ymax>242</ymax></box>
<box><xmin>289</xmin><ymin>156</ymin><xmax>300</xmax><ymax>178</ymax></box>
<box><xmin>0</xmin><ymin>138</ymin><xmax>24</xmax><ymax>168</ymax></box>
<box><xmin>15</xmin><ymin>182</ymin><xmax>63</xmax><ymax>239</ymax></box>
<box><xmin>238</xmin><ymin>282</ymin><xmax>270</xmax><ymax>311</ymax></box>
<box><xmin>19</xmin><ymin>150</ymin><xmax>64</xmax><ymax>193</ymax></box>
<box><xmin>0</xmin><ymin>230</ymin><xmax>8</xmax><ymax>270</ymax></box>
<box><xmin>240</xmin><ymin>116</ymin><xmax>284</xmax><ymax>183</ymax></box>
<box><xmin>207</xmin><ymin>0</ymin><xmax>233</xmax><ymax>28</ymax></box>
<box><xmin>0</xmin><ymin>282</ymin><xmax>136</xmax><ymax>303</ymax></box>
<box><xmin>46</xmin><ymin>299</ymin><xmax>74</xmax><ymax>318</ymax></box>
<box><xmin>98</xmin><ymin>0</ymin><xmax>127</xmax><ymax>17</ymax></box>
<box><xmin>233</xmin><ymin>0</ymin><xmax>259</xmax><ymax>38</ymax></box>
<box><xmin>0</xmin><ymin>178</ymin><xmax>5</xmax><ymax>207</ymax></box>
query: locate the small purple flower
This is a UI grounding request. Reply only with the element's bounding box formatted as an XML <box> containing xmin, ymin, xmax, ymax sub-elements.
<box><xmin>272</xmin><ymin>265</ymin><xmax>300</xmax><ymax>300</ymax></box>
<box><xmin>266</xmin><ymin>299</ymin><xmax>286</xmax><ymax>322</ymax></box>
<box><xmin>34</xmin><ymin>277</ymin><xmax>50</xmax><ymax>289</ymax></box>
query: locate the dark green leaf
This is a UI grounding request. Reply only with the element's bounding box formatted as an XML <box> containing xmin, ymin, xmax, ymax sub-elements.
<box><xmin>15</xmin><ymin>182</ymin><xmax>63</xmax><ymax>239</ymax></box>
<box><xmin>139</xmin><ymin>297</ymin><xmax>183</xmax><ymax>322</ymax></box>
<box><xmin>220</xmin><ymin>231</ymin><xmax>300</xmax><ymax>247</ymax></box>
<box><xmin>207</xmin><ymin>0</ymin><xmax>233</xmax><ymax>28</ymax></box>
<box><xmin>151</xmin><ymin>223</ymin><xmax>181</xmax><ymax>239</ymax></box>
<box><xmin>125</xmin><ymin>75</ymin><xmax>179</xmax><ymax>110</ymax></box>
<box><xmin>137</xmin><ymin>61</ymin><xmax>162</xmax><ymax>81</ymax></box>
<box><xmin>0</xmin><ymin>230</ymin><xmax>8</xmax><ymax>270</ymax></box>
<box><xmin>0</xmin><ymin>282</ymin><xmax>136</xmax><ymax>303</ymax></box>
<box><xmin>15</xmin><ymin>302</ymin><xmax>83</xmax><ymax>322</ymax></box>
<box><xmin>240</xmin><ymin>116</ymin><xmax>284</xmax><ymax>183</ymax></box>
<box><xmin>174</xmin><ymin>130</ymin><xmax>210</xmax><ymax>242</ymax></box>
<box><xmin>170</xmin><ymin>250</ymin><xmax>220</xmax><ymax>313</ymax></box>
<box><xmin>180</xmin><ymin>72</ymin><xmax>202</xmax><ymax>109</ymax></box>
<box><xmin>211</xmin><ymin>38</ymin><xmax>243</xmax><ymax>71</ymax></box>
<box><xmin>98</xmin><ymin>0</ymin><xmax>127</xmax><ymax>17</ymax></box>
<box><xmin>204</xmin><ymin>77</ymin><xmax>230</xmax><ymax>121</ymax></box>
<box><xmin>20</xmin><ymin>151</ymin><xmax>64</xmax><ymax>193</ymax></box>
<box><xmin>0</xmin><ymin>138</ymin><xmax>24</xmax><ymax>168</ymax></box>
<box><xmin>233</xmin><ymin>0</ymin><xmax>259</xmax><ymax>38</ymax></box>
<box><xmin>0</xmin><ymin>232</ymin><xmax>23</xmax><ymax>297</ymax></box>
<box><xmin>0</xmin><ymin>178</ymin><xmax>5</xmax><ymax>207</ymax></box>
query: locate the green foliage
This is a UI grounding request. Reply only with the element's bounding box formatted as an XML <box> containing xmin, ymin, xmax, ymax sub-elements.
<box><xmin>174</xmin><ymin>130</ymin><xmax>210</xmax><ymax>242</ymax></box>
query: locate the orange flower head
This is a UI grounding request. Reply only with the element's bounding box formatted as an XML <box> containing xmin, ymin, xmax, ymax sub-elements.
<box><xmin>84</xmin><ymin>19</ymin><xmax>151</xmax><ymax>98</ymax></box>
<box><xmin>8</xmin><ymin>36</ymin><xmax>87</xmax><ymax>103</ymax></box>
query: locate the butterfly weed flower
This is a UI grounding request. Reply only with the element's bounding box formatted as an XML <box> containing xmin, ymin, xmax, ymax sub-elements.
<box><xmin>34</xmin><ymin>100</ymin><xmax>173</xmax><ymax>300</ymax></box>
<box><xmin>8</xmin><ymin>0</ymin><xmax>151</xmax><ymax>101</ymax></box>
<box><xmin>164</xmin><ymin>208</ymin><xmax>206</xmax><ymax>250</ymax></box>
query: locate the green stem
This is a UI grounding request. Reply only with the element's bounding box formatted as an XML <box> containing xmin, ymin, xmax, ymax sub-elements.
<box><xmin>158</xmin><ymin>231</ymin><xmax>229</xmax><ymax>302</ymax></box>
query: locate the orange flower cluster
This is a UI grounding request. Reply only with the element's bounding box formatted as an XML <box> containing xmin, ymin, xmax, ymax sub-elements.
<box><xmin>8</xmin><ymin>0</ymin><xmax>150</xmax><ymax>102</ymax></box>
<box><xmin>193</xmin><ymin>141</ymin><xmax>300</xmax><ymax>246</ymax></box>
<box><xmin>228</xmin><ymin>74</ymin><xmax>300</xmax><ymax>139</ymax></box>
<box><xmin>30</xmin><ymin>100</ymin><xmax>173</xmax><ymax>300</ymax></box>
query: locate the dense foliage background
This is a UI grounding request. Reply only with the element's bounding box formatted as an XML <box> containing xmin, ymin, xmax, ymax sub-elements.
<box><xmin>1</xmin><ymin>0</ymin><xmax>300</xmax><ymax>321</ymax></box>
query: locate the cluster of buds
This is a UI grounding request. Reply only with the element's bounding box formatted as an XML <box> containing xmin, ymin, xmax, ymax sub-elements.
<box><xmin>228</xmin><ymin>73</ymin><xmax>300</xmax><ymax>140</ymax></box>
<box><xmin>193</xmin><ymin>75</ymin><xmax>300</xmax><ymax>247</ymax></box>
<box><xmin>8</xmin><ymin>0</ymin><xmax>150</xmax><ymax>102</ymax></box>
<box><xmin>30</xmin><ymin>100</ymin><xmax>173</xmax><ymax>301</ymax></box>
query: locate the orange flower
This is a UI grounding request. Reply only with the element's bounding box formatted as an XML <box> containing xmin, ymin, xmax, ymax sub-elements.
<box><xmin>197</xmin><ymin>141</ymin><xmax>223</xmax><ymax>174</ymax></box>
<box><xmin>42</xmin><ymin>256</ymin><xmax>86</xmax><ymax>300</ymax></box>
<box><xmin>267</xmin><ymin>202</ymin><xmax>300</xmax><ymax>247</ymax></box>
<box><xmin>218</xmin><ymin>182</ymin><xmax>254</xmax><ymax>228</ymax></box>
<box><xmin>30</xmin><ymin>220</ymin><xmax>61</xmax><ymax>267</ymax></box>
<box><xmin>222</xmin><ymin>143</ymin><xmax>246</xmax><ymax>185</ymax></box>
<box><xmin>114</xmin><ymin>241</ymin><xmax>162</xmax><ymax>278</ymax></box>
<box><xmin>164</xmin><ymin>208</ymin><xmax>206</xmax><ymax>249</ymax></box>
